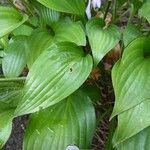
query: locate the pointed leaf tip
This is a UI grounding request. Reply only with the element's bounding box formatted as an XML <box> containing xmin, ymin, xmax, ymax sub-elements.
<box><xmin>0</xmin><ymin>6</ymin><xmax>28</xmax><ymax>38</ymax></box>
<box><xmin>112</xmin><ymin>37</ymin><xmax>150</xmax><ymax>118</ymax></box>
<box><xmin>86</xmin><ymin>18</ymin><xmax>121</xmax><ymax>66</ymax></box>
<box><xmin>23</xmin><ymin>90</ymin><xmax>96</xmax><ymax>150</ymax></box>
<box><xmin>15</xmin><ymin>42</ymin><xmax>93</xmax><ymax>116</ymax></box>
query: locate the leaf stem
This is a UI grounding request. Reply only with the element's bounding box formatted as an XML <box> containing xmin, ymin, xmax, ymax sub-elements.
<box><xmin>8</xmin><ymin>0</ymin><xmax>18</xmax><ymax>11</ymax></box>
<box><xmin>112</xmin><ymin>0</ymin><xmax>117</xmax><ymax>23</ymax></box>
<box><xmin>104</xmin><ymin>0</ymin><xmax>112</xmax><ymax>20</ymax></box>
<box><xmin>22</xmin><ymin>0</ymin><xmax>35</xmax><ymax>16</ymax></box>
<box><xmin>0</xmin><ymin>77</ymin><xmax>26</xmax><ymax>81</ymax></box>
<box><xmin>105</xmin><ymin>118</ymin><xmax>117</xmax><ymax>150</ymax></box>
<box><xmin>127</xmin><ymin>3</ymin><xmax>134</xmax><ymax>25</ymax></box>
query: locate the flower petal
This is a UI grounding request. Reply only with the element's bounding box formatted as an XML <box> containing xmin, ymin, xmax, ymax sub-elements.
<box><xmin>86</xmin><ymin>0</ymin><xmax>92</xmax><ymax>19</ymax></box>
<box><xmin>92</xmin><ymin>0</ymin><xmax>101</xmax><ymax>9</ymax></box>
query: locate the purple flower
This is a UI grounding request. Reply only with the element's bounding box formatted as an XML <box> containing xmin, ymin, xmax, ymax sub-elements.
<box><xmin>86</xmin><ymin>0</ymin><xmax>102</xmax><ymax>19</ymax></box>
<box><xmin>92</xmin><ymin>0</ymin><xmax>101</xmax><ymax>9</ymax></box>
<box><xmin>86</xmin><ymin>0</ymin><xmax>92</xmax><ymax>19</ymax></box>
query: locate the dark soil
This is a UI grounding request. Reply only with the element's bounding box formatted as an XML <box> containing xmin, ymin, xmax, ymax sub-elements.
<box><xmin>1</xmin><ymin>1</ymin><xmax>149</xmax><ymax>150</ymax></box>
<box><xmin>3</xmin><ymin>63</ymin><xmax>115</xmax><ymax>150</ymax></box>
<box><xmin>3</xmin><ymin>116</ymin><xmax>28</xmax><ymax>150</ymax></box>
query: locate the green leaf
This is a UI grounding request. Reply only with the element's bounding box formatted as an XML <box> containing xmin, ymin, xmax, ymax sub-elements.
<box><xmin>132</xmin><ymin>0</ymin><xmax>143</xmax><ymax>14</ymax></box>
<box><xmin>0</xmin><ymin>109</ymin><xmax>14</xmax><ymax>149</ymax></box>
<box><xmin>81</xmin><ymin>85</ymin><xmax>101</xmax><ymax>102</ymax></box>
<box><xmin>23</xmin><ymin>90</ymin><xmax>96</xmax><ymax>150</ymax></box>
<box><xmin>113</xmin><ymin>99</ymin><xmax>150</xmax><ymax>147</ymax></box>
<box><xmin>29</xmin><ymin>16</ymin><xmax>39</xmax><ymax>27</ymax></box>
<box><xmin>118</xmin><ymin>0</ymin><xmax>126</xmax><ymax>6</ymax></box>
<box><xmin>37</xmin><ymin>0</ymin><xmax>85</xmax><ymax>16</ymax></box>
<box><xmin>52</xmin><ymin>20</ymin><xmax>86</xmax><ymax>46</ymax></box>
<box><xmin>2</xmin><ymin>36</ymin><xmax>29</xmax><ymax>78</ymax></box>
<box><xmin>0</xmin><ymin>36</ymin><xmax>9</xmax><ymax>49</ymax></box>
<box><xmin>35</xmin><ymin>2</ymin><xmax>60</xmax><ymax>25</ymax></box>
<box><xmin>15</xmin><ymin>43</ymin><xmax>93</xmax><ymax>116</ymax></box>
<box><xmin>0</xmin><ymin>51</ymin><xmax>5</xmax><ymax>57</ymax></box>
<box><xmin>0</xmin><ymin>77</ymin><xmax>25</xmax><ymax>108</ymax></box>
<box><xmin>13</xmin><ymin>24</ymin><xmax>34</xmax><ymax>36</ymax></box>
<box><xmin>0</xmin><ymin>66</ymin><xmax>2</xmax><ymax>75</ymax></box>
<box><xmin>139</xmin><ymin>1</ymin><xmax>150</xmax><ymax>23</ymax></box>
<box><xmin>105</xmin><ymin>119</ymin><xmax>116</xmax><ymax>150</ymax></box>
<box><xmin>123</xmin><ymin>24</ymin><xmax>143</xmax><ymax>47</ymax></box>
<box><xmin>27</xmin><ymin>21</ymin><xmax>86</xmax><ymax>68</ymax></box>
<box><xmin>0</xmin><ymin>77</ymin><xmax>25</xmax><ymax>149</ymax></box>
<box><xmin>0</xmin><ymin>6</ymin><xmax>28</xmax><ymax>38</ymax></box>
<box><xmin>86</xmin><ymin>18</ymin><xmax>121</xmax><ymax>66</ymax></box>
<box><xmin>27</xmin><ymin>29</ymin><xmax>53</xmax><ymax>68</ymax></box>
<box><xmin>116</xmin><ymin>126</ymin><xmax>150</xmax><ymax>150</ymax></box>
<box><xmin>111</xmin><ymin>37</ymin><xmax>150</xmax><ymax>117</ymax></box>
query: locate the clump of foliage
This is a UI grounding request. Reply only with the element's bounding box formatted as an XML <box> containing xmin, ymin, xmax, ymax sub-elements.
<box><xmin>0</xmin><ymin>0</ymin><xmax>149</xmax><ymax>150</ymax></box>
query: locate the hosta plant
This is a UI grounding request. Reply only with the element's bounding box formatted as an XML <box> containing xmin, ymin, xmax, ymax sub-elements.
<box><xmin>0</xmin><ymin>0</ymin><xmax>149</xmax><ymax>150</ymax></box>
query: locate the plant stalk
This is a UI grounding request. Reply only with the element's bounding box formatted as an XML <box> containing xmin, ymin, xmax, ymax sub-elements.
<box><xmin>104</xmin><ymin>0</ymin><xmax>112</xmax><ymax>20</ymax></box>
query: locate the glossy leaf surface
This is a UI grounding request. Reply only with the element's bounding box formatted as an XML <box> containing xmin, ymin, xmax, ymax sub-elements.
<box><xmin>123</xmin><ymin>24</ymin><xmax>143</xmax><ymax>47</ymax></box>
<box><xmin>116</xmin><ymin>127</ymin><xmax>150</xmax><ymax>150</ymax></box>
<box><xmin>2</xmin><ymin>36</ymin><xmax>29</xmax><ymax>78</ymax></box>
<box><xmin>15</xmin><ymin>43</ymin><xmax>93</xmax><ymax>116</ymax></box>
<box><xmin>23</xmin><ymin>90</ymin><xmax>96</xmax><ymax>150</ymax></box>
<box><xmin>37</xmin><ymin>0</ymin><xmax>85</xmax><ymax>16</ymax></box>
<box><xmin>0</xmin><ymin>77</ymin><xmax>25</xmax><ymax>108</ymax></box>
<box><xmin>139</xmin><ymin>1</ymin><xmax>150</xmax><ymax>23</ymax></box>
<box><xmin>13</xmin><ymin>24</ymin><xmax>33</xmax><ymax>36</ymax></box>
<box><xmin>111</xmin><ymin>37</ymin><xmax>150</xmax><ymax>117</ymax></box>
<box><xmin>0</xmin><ymin>6</ymin><xmax>28</xmax><ymax>38</ymax></box>
<box><xmin>35</xmin><ymin>2</ymin><xmax>60</xmax><ymax>25</ymax></box>
<box><xmin>52</xmin><ymin>20</ymin><xmax>86</xmax><ymax>46</ymax></box>
<box><xmin>0</xmin><ymin>77</ymin><xmax>25</xmax><ymax>149</ymax></box>
<box><xmin>113</xmin><ymin>99</ymin><xmax>150</xmax><ymax>147</ymax></box>
<box><xmin>86</xmin><ymin>18</ymin><xmax>121</xmax><ymax>65</ymax></box>
<box><xmin>27</xmin><ymin>20</ymin><xmax>86</xmax><ymax>68</ymax></box>
<box><xmin>0</xmin><ymin>109</ymin><xmax>14</xmax><ymax>149</ymax></box>
<box><xmin>27</xmin><ymin>29</ymin><xmax>53</xmax><ymax>68</ymax></box>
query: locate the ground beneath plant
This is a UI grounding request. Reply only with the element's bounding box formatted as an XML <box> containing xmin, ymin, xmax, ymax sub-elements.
<box><xmin>3</xmin><ymin>54</ymin><xmax>116</xmax><ymax>150</ymax></box>
<box><xmin>2</xmin><ymin>0</ymin><xmax>149</xmax><ymax>149</ymax></box>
